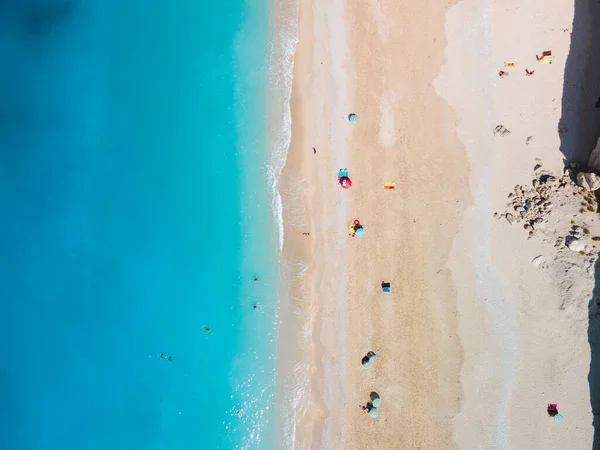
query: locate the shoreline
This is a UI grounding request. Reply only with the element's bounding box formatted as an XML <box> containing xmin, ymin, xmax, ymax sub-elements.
<box><xmin>278</xmin><ymin>0</ymin><xmax>469</xmax><ymax>447</ymax></box>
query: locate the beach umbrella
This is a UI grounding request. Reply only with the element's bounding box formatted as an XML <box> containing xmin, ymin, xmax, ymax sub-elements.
<box><xmin>362</xmin><ymin>360</ymin><xmax>372</xmax><ymax>368</ymax></box>
<box><xmin>554</xmin><ymin>414</ymin><xmax>564</xmax><ymax>424</ymax></box>
<box><xmin>339</xmin><ymin>176</ymin><xmax>352</xmax><ymax>189</ymax></box>
<box><xmin>372</xmin><ymin>398</ymin><xmax>381</xmax><ymax>408</ymax></box>
<box><xmin>369</xmin><ymin>354</ymin><xmax>377</xmax><ymax>364</ymax></box>
<box><xmin>369</xmin><ymin>408</ymin><xmax>379</xmax><ymax>418</ymax></box>
<box><xmin>355</xmin><ymin>227</ymin><xmax>365</xmax><ymax>238</ymax></box>
<box><xmin>348</xmin><ymin>113</ymin><xmax>359</xmax><ymax>124</ymax></box>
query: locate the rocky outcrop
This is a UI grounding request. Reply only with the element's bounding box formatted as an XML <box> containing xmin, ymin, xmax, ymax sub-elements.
<box><xmin>577</xmin><ymin>171</ymin><xmax>600</xmax><ymax>191</ymax></box>
<box><xmin>587</xmin><ymin>136</ymin><xmax>600</xmax><ymax>172</ymax></box>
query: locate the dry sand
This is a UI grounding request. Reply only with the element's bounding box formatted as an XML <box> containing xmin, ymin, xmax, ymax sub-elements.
<box><xmin>278</xmin><ymin>0</ymin><xmax>598</xmax><ymax>448</ymax></box>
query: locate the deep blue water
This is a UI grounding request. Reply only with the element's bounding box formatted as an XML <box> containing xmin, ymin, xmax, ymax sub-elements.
<box><xmin>0</xmin><ymin>1</ymin><xmax>277</xmax><ymax>449</ymax></box>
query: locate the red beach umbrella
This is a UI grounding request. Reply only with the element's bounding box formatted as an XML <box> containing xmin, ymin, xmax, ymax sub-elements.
<box><xmin>340</xmin><ymin>176</ymin><xmax>352</xmax><ymax>189</ymax></box>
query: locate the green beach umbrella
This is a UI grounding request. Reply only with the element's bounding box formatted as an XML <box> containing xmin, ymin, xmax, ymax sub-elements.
<box><xmin>369</xmin><ymin>354</ymin><xmax>377</xmax><ymax>364</ymax></box>
<box><xmin>554</xmin><ymin>414</ymin><xmax>564</xmax><ymax>424</ymax></box>
<box><xmin>372</xmin><ymin>398</ymin><xmax>381</xmax><ymax>408</ymax></box>
<box><xmin>363</xmin><ymin>360</ymin><xmax>372</xmax><ymax>368</ymax></box>
<box><xmin>369</xmin><ymin>407</ymin><xmax>379</xmax><ymax>418</ymax></box>
<box><xmin>348</xmin><ymin>113</ymin><xmax>359</xmax><ymax>124</ymax></box>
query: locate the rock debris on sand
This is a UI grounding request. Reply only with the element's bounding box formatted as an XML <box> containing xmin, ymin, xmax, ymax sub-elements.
<box><xmin>493</xmin><ymin>124</ymin><xmax>511</xmax><ymax>137</ymax></box>
<box><xmin>497</xmin><ymin>162</ymin><xmax>600</xmax><ymax>301</ymax></box>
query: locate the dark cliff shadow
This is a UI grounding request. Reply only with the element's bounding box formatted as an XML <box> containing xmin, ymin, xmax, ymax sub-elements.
<box><xmin>559</xmin><ymin>0</ymin><xmax>600</xmax><ymax>166</ymax></box>
<box><xmin>589</xmin><ymin>254</ymin><xmax>600</xmax><ymax>449</ymax></box>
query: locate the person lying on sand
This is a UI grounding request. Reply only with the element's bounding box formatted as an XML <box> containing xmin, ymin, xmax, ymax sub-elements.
<box><xmin>526</xmin><ymin>69</ymin><xmax>535</xmax><ymax>76</ymax></box>
<box><xmin>498</xmin><ymin>70</ymin><xmax>508</xmax><ymax>77</ymax></box>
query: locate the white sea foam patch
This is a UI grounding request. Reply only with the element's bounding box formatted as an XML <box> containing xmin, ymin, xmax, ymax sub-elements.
<box><xmin>279</xmin><ymin>256</ymin><xmax>313</xmax><ymax>448</ymax></box>
<box><xmin>266</xmin><ymin>0</ymin><xmax>300</xmax><ymax>253</ymax></box>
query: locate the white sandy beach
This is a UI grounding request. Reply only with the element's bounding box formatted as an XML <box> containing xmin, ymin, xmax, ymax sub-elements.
<box><xmin>278</xmin><ymin>0</ymin><xmax>598</xmax><ymax>448</ymax></box>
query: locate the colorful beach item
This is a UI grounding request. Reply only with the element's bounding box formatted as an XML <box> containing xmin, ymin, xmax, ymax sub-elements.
<box><xmin>338</xmin><ymin>168</ymin><xmax>353</xmax><ymax>189</ymax></box>
<box><xmin>554</xmin><ymin>414</ymin><xmax>564</xmax><ymax>424</ymax></box>
<box><xmin>369</xmin><ymin>407</ymin><xmax>379</xmax><ymax>418</ymax></box>
<box><xmin>362</xmin><ymin>351</ymin><xmax>377</xmax><ymax>367</ymax></box>
<box><xmin>382</xmin><ymin>282</ymin><xmax>391</xmax><ymax>292</ymax></box>
<box><xmin>537</xmin><ymin>50</ymin><xmax>553</xmax><ymax>64</ymax></box>
<box><xmin>348</xmin><ymin>113</ymin><xmax>360</xmax><ymax>124</ymax></box>
<box><xmin>384</xmin><ymin>181</ymin><xmax>396</xmax><ymax>190</ymax></box>
<box><xmin>372</xmin><ymin>397</ymin><xmax>381</xmax><ymax>408</ymax></box>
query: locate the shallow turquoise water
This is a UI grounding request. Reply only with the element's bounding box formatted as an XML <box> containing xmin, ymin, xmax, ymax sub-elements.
<box><xmin>0</xmin><ymin>1</ymin><xmax>277</xmax><ymax>449</ymax></box>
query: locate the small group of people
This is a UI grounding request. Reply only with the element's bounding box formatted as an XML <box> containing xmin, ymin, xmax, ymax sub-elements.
<box><xmin>160</xmin><ymin>353</ymin><xmax>173</xmax><ymax>362</ymax></box>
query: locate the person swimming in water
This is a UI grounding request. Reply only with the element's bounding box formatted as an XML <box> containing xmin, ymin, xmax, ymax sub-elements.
<box><xmin>160</xmin><ymin>353</ymin><xmax>165</xmax><ymax>359</ymax></box>
<box><xmin>254</xmin><ymin>277</ymin><xmax>258</xmax><ymax>283</ymax></box>
<box><xmin>167</xmin><ymin>356</ymin><xmax>172</xmax><ymax>362</ymax></box>
<box><xmin>205</xmin><ymin>327</ymin><xmax>211</xmax><ymax>333</ymax></box>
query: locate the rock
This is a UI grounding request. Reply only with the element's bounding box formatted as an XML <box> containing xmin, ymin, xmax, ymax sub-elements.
<box><xmin>505</xmin><ymin>213</ymin><xmax>514</xmax><ymax>224</ymax></box>
<box><xmin>531</xmin><ymin>255</ymin><xmax>546</xmax><ymax>267</ymax></box>
<box><xmin>533</xmin><ymin>218</ymin><xmax>544</xmax><ymax>225</ymax></box>
<box><xmin>494</xmin><ymin>125</ymin><xmax>511</xmax><ymax>137</ymax></box>
<box><xmin>494</xmin><ymin>125</ymin><xmax>510</xmax><ymax>137</ymax></box>
<box><xmin>493</xmin><ymin>212</ymin><xmax>499</xmax><ymax>218</ymax></box>
<box><xmin>567</xmin><ymin>238</ymin><xmax>586</xmax><ymax>252</ymax></box>
<box><xmin>577</xmin><ymin>172</ymin><xmax>600</xmax><ymax>191</ymax></box>
<box><xmin>527</xmin><ymin>136</ymin><xmax>534</xmax><ymax>146</ymax></box>
<box><xmin>588</xmin><ymin>136</ymin><xmax>600</xmax><ymax>172</ymax></box>
<box><xmin>515</xmin><ymin>206</ymin><xmax>525</xmax><ymax>213</ymax></box>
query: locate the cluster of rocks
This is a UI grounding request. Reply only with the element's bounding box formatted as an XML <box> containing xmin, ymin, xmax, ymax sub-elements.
<box><xmin>494</xmin><ymin>166</ymin><xmax>564</xmax><ymax>238</ymax></box>
<box><xmin>565</xmin><ymin>225</ymin><xmax>588</xmax><ymax>252</ymax></box>
<box><xmin>494</xmin><ymin>161</ymin><xmax>600</xmax><ymax>262</ymax></box>
<box><xmin>576</xmin><ymin>171</ymin><xmax>600</xmax><ymax>191</ymax></box>
<box><xmin>493</xmin><ymin>125</ymin><xmax>511</xmax><ymax>137</ymax></box>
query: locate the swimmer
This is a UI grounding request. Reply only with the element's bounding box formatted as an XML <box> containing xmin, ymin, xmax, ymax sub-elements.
<box><xmin>253</xmin><ymin>277</ymin><xmax>258</xmax><ymax>283</ymax></box>
<box><xmin>237</xmin><ymin>410</ymin><xmax>243</xmax><ymax>418</ymax></box>
<box><xmin>168</xmin><ymin>356</ymin><xmax>172</xmax><ymax>362</ymax></box>
<box><xmin>205</xmin><ymin>327</ymin><xmax>211</xmax><ymax>333</ymax></box>
<box><xmin>253</xmin><ymin>304</ymin><xmax>257</xmax><ymax>309</ymax></box>
<box><xmin>160</xmin><ymin>353</ymin><xmax>165</xmax><ymax>359</ymax></box>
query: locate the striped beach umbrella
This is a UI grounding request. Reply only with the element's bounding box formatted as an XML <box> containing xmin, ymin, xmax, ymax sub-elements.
<box><xmin>348</xmin><ymin>113</ymin><xmax>359</xmax><ymax>124</ymax></box>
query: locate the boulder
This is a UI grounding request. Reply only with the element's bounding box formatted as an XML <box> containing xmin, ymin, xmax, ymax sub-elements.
<box><xmin>588</xmin><ymin>136</ymin><xmax>600</xmax><ymax>172</ymax></box>
<box><xmin>576</xmin><ymin>172</ymin><xmax>600</xmax><ymax>191</ymax></box>
<box><xmin>531</xmin><ymin>255</ymin><xmax>546</xmax><ymax>267</ymax></box>
<box><xmin>494</xmin><ymin>125</ymin><xmax>511</xmax><ymax>137</ymax></box>
<box><xmin>567</xmin><ymin>238</ymin><xmax>586</xmax><ymax>252</ymax></box>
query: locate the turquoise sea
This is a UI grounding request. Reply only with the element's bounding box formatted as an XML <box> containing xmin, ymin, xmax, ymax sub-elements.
<box><xmin>0</xmin><ymin>1</ymin><xmax>282</xmax><ymax>449</ymax></box>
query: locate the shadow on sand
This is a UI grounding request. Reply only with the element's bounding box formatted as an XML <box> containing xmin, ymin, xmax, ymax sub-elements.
<box><xmin>589</xmin><ymin>255</ymin><xmax>600</xmax><ymax>449</ymax></box>
<box><xmin>562</xmin><ymin>2</ymin><xmax>600</xmax><ymax>448</ymax></box>
<box><xmin>559</xmin><ymin>0</ymin><xmax>600</xmax><ymax>166</ymax></box>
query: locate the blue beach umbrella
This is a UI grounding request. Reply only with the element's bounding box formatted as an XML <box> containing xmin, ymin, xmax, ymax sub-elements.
<box><xmin>369</xmin><ymin>407</ymin><xmax>379</xmax><ymax>418</ymax></box>
<box><xmin>369</xmin><ymin>354</ymin><xmax>377</xmax><ymax>364</ymax></box>
<box><xmin>362</xmin><ymin>360</ymin><xmax>372</xmax><ymax>368</ymax></box>
<box><xmin>355</xmin><ymin>227</ymin><xmax>365</xmax><ymax>238</ymax></box>
<box><xmin>554</xmin><ymin>414</ymin><xmax>564</xmax><ymax>424</ymax></box>
<box><xmin>372</xmin><ymin>398</ymin><xmax>381</xmax><ymax>408</ymax></box>
<box><xmin>348</xmin><ymin>113</ymin><xmax>359</xmax><ymax>124</ymax></box>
